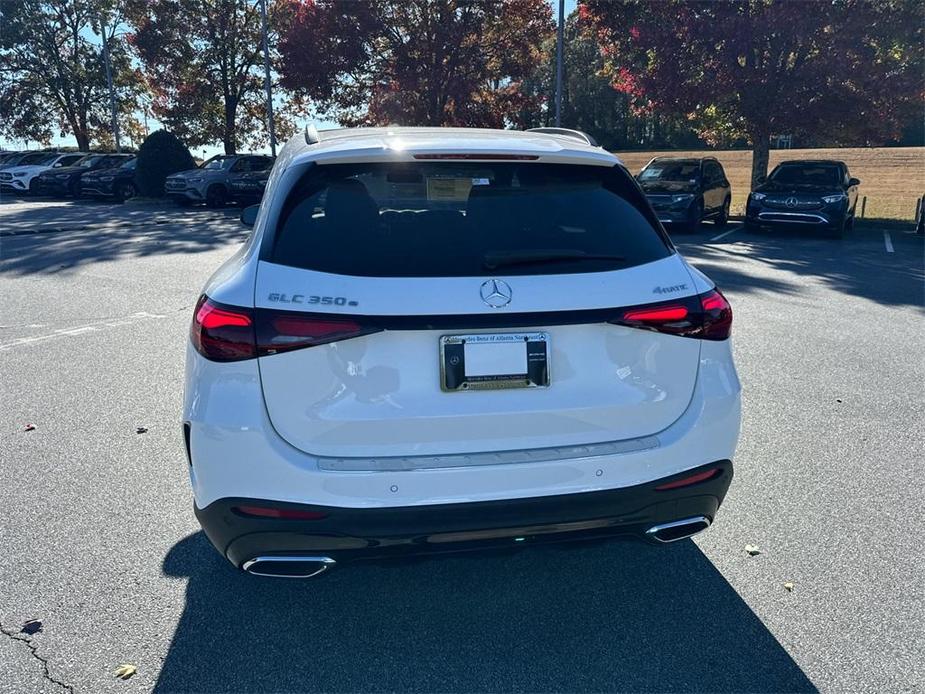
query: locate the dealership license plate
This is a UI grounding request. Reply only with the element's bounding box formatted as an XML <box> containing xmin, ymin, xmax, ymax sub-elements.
<box><xmin>439</xmin><ymin>333</ymin><xmax>549</xmax><ymax>391</ymax></box>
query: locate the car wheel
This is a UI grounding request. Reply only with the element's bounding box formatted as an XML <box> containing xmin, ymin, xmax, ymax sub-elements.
<box><xmin>69</xmin><ymin>180</ymin><xmax>83</xmax><ymax>198</ymax></box>
<box><xmin>715</xmin><ymin>198</ymin><xmax>731</xmax><ymax>227</ymax></box>
<box><xmin>206</xmin><ymin>185</ymin><xmax>227</xmax><ymax>208</ymax></box>
<box><xmin>27</xmin><ymin>178</ymin><xmax>39</xmax><ymax>196</ymax></box>
<box><xmin>118</xmin><ymin>182</ymin><xmax>136</xmax><ymax>203</ymax></box>
<box><xmin>685</xmin><ymin>200</ymin><xmax>703</xmax><ymax>234</ymax></box>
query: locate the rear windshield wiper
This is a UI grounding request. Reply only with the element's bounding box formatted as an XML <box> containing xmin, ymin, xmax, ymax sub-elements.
<box><xmin>483</xmin><ymin>249</ymin><xmax>626</xmax><ymax>270</ymax></box>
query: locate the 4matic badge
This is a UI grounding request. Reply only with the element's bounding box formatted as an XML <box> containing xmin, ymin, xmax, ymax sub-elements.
<box><xmin>652</xmin><ymin>283</ymin><xmax>688</xmax><ymax>295</ymax></box>
<box><xmin>267</xmin><ymin>293</ymin><xmax>359</xmax><ymax>307</ymax></box>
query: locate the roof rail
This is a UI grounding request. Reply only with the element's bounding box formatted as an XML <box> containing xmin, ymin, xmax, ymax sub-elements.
<box><xmin>526</xmin><ymin>127</ymin><xmax>599</xmax><ymax>147</ymax></box>
<box><xmin>304</xmin><ymin>123</ymin><xmax>320</xmax><ymax>145</ymax></box>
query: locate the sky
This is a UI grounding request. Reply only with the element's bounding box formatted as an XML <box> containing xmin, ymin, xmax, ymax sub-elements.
<box><xmin>1</xmin><ymin>0</ymin><xmax>579</xmax><ymax>157</ymax></box>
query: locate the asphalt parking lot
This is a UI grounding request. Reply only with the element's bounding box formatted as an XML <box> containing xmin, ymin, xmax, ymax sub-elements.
<box><xmin>1</xmin><ymin>198</ymin><xmax>923</xmax><ymax>693</ymax></box>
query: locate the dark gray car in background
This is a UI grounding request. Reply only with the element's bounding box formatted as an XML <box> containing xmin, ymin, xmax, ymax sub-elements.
<box><xmin>165</xmin><ymin>154</ymin><xmax>274</xmax><ymax>207</ymax></box>
<box><xmin>637</xmin><ymin>157</ymin><xmax>732</xmax><ymax>233</ymax></box>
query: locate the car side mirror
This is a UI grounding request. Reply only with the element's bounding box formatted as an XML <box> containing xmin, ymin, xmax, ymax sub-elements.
<box><xmin>240</xmin><ymin>204</ymin><xmax>259</xmax><ymax>227</ymax></box>
<box><xmin>849</xmin><ymin>177</ymin><xmax>861</xmax><ymax>187</ymax></box>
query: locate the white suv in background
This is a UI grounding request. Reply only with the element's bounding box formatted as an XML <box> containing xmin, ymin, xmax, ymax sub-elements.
<box><xmin>183</xmin><ymin>126</ymin><xmax>741</xmax><ymax>578</ymax></box>
<box><xmin>0</xmin><ymin>152</ymin><xmax>85</xmax><ymax>195</ymax></box>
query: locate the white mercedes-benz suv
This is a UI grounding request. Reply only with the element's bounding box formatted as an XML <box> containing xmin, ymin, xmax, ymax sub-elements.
<box><xmin>183</xmin><ymin>126</ymin><xmax>741</xmax><ymax>578</ymax></box>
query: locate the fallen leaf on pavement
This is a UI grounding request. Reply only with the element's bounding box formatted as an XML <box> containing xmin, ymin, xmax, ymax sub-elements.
<box><xmin>114</xmin><ymin>664</ymin><xmax>137</xmax><ymax>680</ymax></box>
<box><xmin>744</xmin><ymin>544</ymin><xmax>761</xmax><ymax>556</ymax></box>
<box><xmin>20</xmin><ymin>620</ymin><xmax>42</xmax><ymax>635</ymax></box>
<box><xmin>784</xmin><ymin>582</ymin><xmax>794</xmax><ymax>592</ymax></box>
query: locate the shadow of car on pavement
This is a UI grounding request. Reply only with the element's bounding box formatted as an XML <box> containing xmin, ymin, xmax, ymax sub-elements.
<box><xmin>155</xmin><ymin>531</ymin><xmax>815</xmax><ymax>693</ymax></box>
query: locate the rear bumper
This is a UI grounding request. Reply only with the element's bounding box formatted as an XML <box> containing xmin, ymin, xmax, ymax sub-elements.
<box><xmin>196</xmin><ymin>460</ymin><xmax>733</xmax><ymax>567</ymax></box>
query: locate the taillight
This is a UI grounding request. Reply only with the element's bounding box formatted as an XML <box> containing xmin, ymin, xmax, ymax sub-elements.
<box><xmin>699</xmin><ymin>289</ymin><xmax>733</xmax><ymax>340</ymax></box>
<box><xmin>190</xmin><ymin>296</ymin><xmax>256</xmax><ymax>362</ymax></box>
<box><xmin>255</xmin><ymin>309</ymin><xmax>382</xmax><ymax>356</ymax></box>
<box><xmin>610</xmin><ymin>289</ymin><xmax>732</xmax><ymax>340</ymax></box>
<box><xmin>191</xmin><ymin>297</ymin><xmax>383</xmax><ymax>361</ymax></box>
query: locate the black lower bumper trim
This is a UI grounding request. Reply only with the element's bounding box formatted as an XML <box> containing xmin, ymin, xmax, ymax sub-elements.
<box><xmin>195</xmin><ymin>460</ymin><xmax>733</xmax><ymax>568</ymax></box>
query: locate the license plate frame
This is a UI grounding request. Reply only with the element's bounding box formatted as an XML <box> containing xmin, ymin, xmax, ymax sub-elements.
<box><xmin>439</xmin><ymin>332</ymin><xmax>549</xmax><ymax>392</ymax></box>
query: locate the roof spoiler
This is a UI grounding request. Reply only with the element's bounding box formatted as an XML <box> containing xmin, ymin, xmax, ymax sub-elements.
<box><xmin>526</xmin><ymin>127</ymin><xmax>599</xmax><ymax>147</ymax></box>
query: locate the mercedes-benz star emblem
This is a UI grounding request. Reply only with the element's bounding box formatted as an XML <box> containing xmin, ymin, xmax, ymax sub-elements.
<box><xmin>786</xmin><ymin>197</ymin><xmax>798</xmax><ymax>208</ymax></box>
<box><xmin>480</xmin><ymin>279</ymin><xmax>512</xmax><ymax>308</ymax></box>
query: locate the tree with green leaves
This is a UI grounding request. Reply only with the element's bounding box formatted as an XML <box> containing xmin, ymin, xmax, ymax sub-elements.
<box><xmin>0</xmin><ymin>0</ymin><xmax>143</xmax><ymax>151</ymax></box>
<box><xmin>135</xmin><ymin>129</ymin><xmax>195</xmax><ymax>197</ymax></box>
<box><xmin>582</xmin><ymin>0</ymin><xmax>925</xmax><ymax>186</ymax></box>
<box><xmin>127</xmin><ymin>0</ymin><xmax>296</xmax><ymax>154</ymax></box>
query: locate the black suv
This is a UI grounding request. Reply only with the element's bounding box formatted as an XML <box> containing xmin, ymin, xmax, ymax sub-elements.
<box><xmin>745</xmin><ymin>160</ymin><xmax>859</xmax><ymax>236</ymax></box>
<box><xmin>36</xmin><ymin>153</ymin><xmax>134</xmax><ymax>197</ymax></box>
<box><xmin>637</xmin><ymin>157</ymin><xmax>732</xmax><ymax>233</ymax></box>
<box><xmin>81</xmin><ymin>158</ymin><xmax>139</xmax><ymax>202</ymax></box>
<box><xmin>227</xmin><ymin>159</ymin><xmax>274</xmax><ymax>205</ymax></box>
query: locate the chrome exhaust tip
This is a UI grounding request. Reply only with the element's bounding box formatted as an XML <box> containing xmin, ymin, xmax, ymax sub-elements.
<box><xmin>242</xmin><ymin>556</ymin><xmax>336</xmax><ymax>578</ymax></box>
<box><xmin>645</xmin><ymin>516</ymin><xmax>711</xmax><ymax>543</ymax></box>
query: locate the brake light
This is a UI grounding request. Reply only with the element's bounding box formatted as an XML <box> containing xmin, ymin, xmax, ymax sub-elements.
<box><xmin>190</xmin><ymin>296</ymin><xmax>256</xmax><ymax>362</ymax></box>
<box><xmin>256</xmin><ymin>311</ymin><xmax>382</xmax><ymax>355</ymax></box>
<box><xmin>699</xmin><ymin>289</ymin><xmax>733</xmax><ymax>340</ymax></box>
<box><xmin>622</xmin><ymin>305</ymin><xmax>689</xmax><ymax>322</ymax></box>
<box><xmin>610</xmin><ymin>289</ymin><xmax>732</xmax><ymax>340</ymax></box>
<box><xmin>412</xmin><ymin>153</ymin><xmax>539</xmax><ymax>160</ymax></box>
<box><xmin>191</xmin><ymin>297</ymin><xmax>384</xmax><ymax>361</ymax></box>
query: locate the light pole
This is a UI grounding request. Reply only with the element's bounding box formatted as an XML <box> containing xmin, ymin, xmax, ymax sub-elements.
<box><xmin>99</xmin><ymin>17</ymin><xmax>121</xmax><ymax>153</ymax></box>
<box><xmin>554</xmin><ymin>0</ymin><xmax>564</xmax><ymax>127</ymax></box>
<box><xmin>258</xmin><ymin>0</ymin><xmax>277</xmax><ymax>156</ymax></box>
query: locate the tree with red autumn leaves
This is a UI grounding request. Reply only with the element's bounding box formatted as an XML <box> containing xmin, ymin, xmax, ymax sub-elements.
<box><xmin>581</xmin><ymin>0</ymin><xmax>924</xmax><ymax>187</ymax></box>
<box><xmin>278</xmin><ymin>0</ymin><xmax>554</xmax><ymax>128</ymax></box>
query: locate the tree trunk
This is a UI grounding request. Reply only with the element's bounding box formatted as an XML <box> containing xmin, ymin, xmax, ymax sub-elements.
<box><xmin>223</xmin><ymin>100</ymin><xmax>238</xmax><ymax>154</ymax></box>
<box><xmin>750</xmin><ymin>130</ymin><xmax>771</xmax><ymax>190</ymax></box>
<box><xmin>75</xmin><ymin>130</ymin><xmax>91</xmax><ymax>152</ymax></box>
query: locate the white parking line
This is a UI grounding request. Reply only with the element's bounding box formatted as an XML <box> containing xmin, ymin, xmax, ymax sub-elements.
<box><xmin>710</xmin><ymin>227</ymin><xmax>739</xmax><ymax>242</ymax></box>
<box><xmin>0</xmin><ymin>312</ymin><xmax>165</xmax><ymax>351</ymax></box>
<box><xmin>883</xmin><ymin>232</ymin><xmax>894</xmax><ymax>253</ymax></box>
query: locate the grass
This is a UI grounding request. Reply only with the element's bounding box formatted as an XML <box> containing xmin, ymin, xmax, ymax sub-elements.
<box><xmin>615</xmin><ymin>146</ymin><xmax>925</xmax><ymax>221</ymax></box>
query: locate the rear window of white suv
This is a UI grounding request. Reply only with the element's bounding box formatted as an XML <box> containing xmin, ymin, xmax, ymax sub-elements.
<box><xmin>271</xmin><ymin>162</ymin><xmax>671</xmax><ymax>277</ymax></box>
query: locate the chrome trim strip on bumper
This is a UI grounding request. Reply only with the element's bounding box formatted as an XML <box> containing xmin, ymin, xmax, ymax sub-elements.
<box><xmin>317</xmin><ymin>435</ymin><xmax>661</xmax><ymax>472</ymax></box>
<box><xmin>757</xmin><ymin>211</ymin><xmax>828</xmax><ymax>224</ymax></box>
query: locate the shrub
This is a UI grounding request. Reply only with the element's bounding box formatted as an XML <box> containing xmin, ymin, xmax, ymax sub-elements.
<box><xmin>135</xmin><ymin>130</ymin><xmax>195</xmax><ymax>197</ymax></box>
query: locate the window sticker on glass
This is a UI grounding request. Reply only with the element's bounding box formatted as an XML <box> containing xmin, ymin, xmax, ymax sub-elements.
<box><xmin>426</xmin><ymin>177</ymin><xmax>473</xmax><ymax>201</ymax></box>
